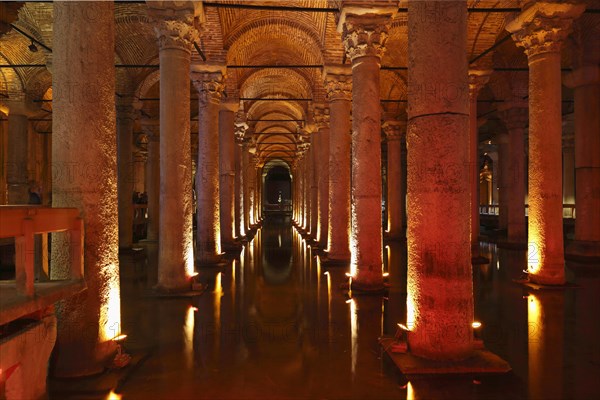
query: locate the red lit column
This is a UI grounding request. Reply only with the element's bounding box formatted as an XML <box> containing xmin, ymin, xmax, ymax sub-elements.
<box><xmin>192</xmin><ymin>66</ymin><xmax>225</xmax><ymax>264</ymax></box>
<box><xmin>383</xmin><ymin>120</ymin><xmax>405</xmax><ymax>240</ymax></box>
<box><xmin>218</xmin><ymin>100</ymin><xmax>238</xmax><ymax>249</ymax></box>
<box><xmin>116</xmin><ymin>103</ymin><xmax>136</xmax><ymax>249</ymax></box>
<box><xmin>498</xmin><ymin>104</ymin><xmax>528</xmax><ymax>244</ymax></box>
<box><xmin>340</xmin><ymin>6</ymin><xmax>395</xmax><ymax>291</ymax></box>
<box><xmin>241</xmin><ymin>138</ymin><xmax>251</xmax><ymax>235</ymax></box>
<box><xmin>507</xmin><ymin>2</ymin><xmax>585</xmax><ymax>284</ymax></box>
<box><xmin>150</xmin><ymin>4</ymin><xmax>199</xmax><ymax>290</ymax></box>
<box><xmin>323</xmin><ymin>66</ymin><xmax>352</xmax><ymax>261</ymax></box>
<box><xmin>565</xmin><ymin>66</ymin><xmax>600</xmax><ymax>259</ymax></box>
<box><xmin>310</xmin><ymin>131</ymin><xmax>319</xmax><ymax>239</ymax></box>
<box><xmin>314</xmin><ymin>106</ymin><xmax>330</xmax><ymax>247</ymax></box>
<box><xmin>5</xmin><ymin>104</ymin><xmax>32</xmax><ymax>204</ymax></box>
<box><xmin>234</xmin><ymin>119</ymin><xmax>248</xmax><ymax>238</ymax></box>
<box><xmin>497</xmin><ymin>132</ymin><xmax>510</xmax><ymax>230</ymax></box>
<box><xmin>51</xmin><ymin>0</ymin><xmax>121</xmax><ymax>376</ymax></box>
<box><xmin>468</xmin><ymin>70</ymin><xmax>492</xmax><ymax>257</ymax></box>
<box><xmin>407</xmin><ymin>0</ymin><xmax>473</xmax><ymax>360</ymax></box>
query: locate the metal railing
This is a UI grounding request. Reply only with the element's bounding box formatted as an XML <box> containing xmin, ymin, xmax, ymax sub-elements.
<box><xmin>479</xmin><ymin>204</ymin><xmax>576</xmax><ymax>219</ymax></box>
<box><xmin>0</xmin><ymin>206</ymin><xmax>86</xmax><ymax>326</ymax></box>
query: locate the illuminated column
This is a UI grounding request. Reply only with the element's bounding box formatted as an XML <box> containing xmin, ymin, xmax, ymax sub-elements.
<box><xmin>116</xmin><ymin>103</ymin><xmax>136</xmax><ymax>249</ymax></box>
<box><xmin>562</xmin><ymin>140</ymin><xmax>575</xmax><ymax>205</ymax></box>
<box><xmin>468</xmin><ymin>70</ymin><xmax>491</xmax><ymax>256</ymax></box>
<box><xmin>303</xmin><ymin>141</ymin><xmax>312</xmax><ymax>231</ymax></box>
<box><xmin>249</xmin><ymin>154</ymin><xmax>259</xmax><ymax>227</ymax></box>
<box><xmin>340</xmin><ymin>6</ymin><xmax>395</xmax><ymax>291</ymax></box>
<box><xmin>234</xmin><ymin>119</ymin><xmax>248</xmax><ymax>238</ymax></box>
<box><xmin>310</xmin><ymin>132</ymin><xmax>318</xmax><ymax>239</ymax></box>
<box><xmin>241</xmin><ymin>139</ymin><xmax>251</xmax><ymax>233</ymax></box>
<box><xmin>383</xmin><ymin>120</ymin><xmax>405</xmax><ymax>240</ymax></box>
<box><xmin>314</xmin><ymin>106</ymin><xmax>330</xmax><ymax>247</ymax></box>
<box><xmin>142</xmin><ymin>121</ymin><xmax>160</xmax><ymax>241</ymax></box>
<box><xmin>5</xmin><ymin>103</ymin><xmax>33</xmax><ymax>204</ymax></box>
<box><xmin>133</xmin><ymin>151</ymin><xmax>146</xmax><ymax>194</ymax></box>
<box><xmin>498</xmin><ymin>104</ymin><xmax>528</xmax><ymax>244</ymax></box>
<box><xmin>407</xmin><ymin>0</ymin><xmax>473</xmax><ymax>359</ymax></box>
<box><xmin>497</xmin><ymin>132</ymin><xmax>510</xmax><ymax>230</ymax></box>
<box><xmin>507</xmin><ymin>2</ymin><xmax>585</xmax><ymax>284</ymax></box>
<box><xmin>192</xmin><ymin>66</ymin><xmax>225</xmax><ymax>264</ymax></box>
<box><xmin>218</xmin><ymin>100</ymin><xmax>237</xmax><ymax>247</ymax></box>
<box><xmin>51</xmin><ymin>0</ymin><xmax>120</xmax><ymax>376</ymax></box>
<box><xmin>324</xmin><ymin>66</ymin><xmax>352</xmax><ymax>261</ymax></box>
<box><xmin>566</xmin><ymin>65</ymin><xmax>600</xmax><ymax>258</ymax></box>
<box><xmin>150</xmin><ymin>3</ymin><xmax>200</xmax><ymax>290</ymax></box>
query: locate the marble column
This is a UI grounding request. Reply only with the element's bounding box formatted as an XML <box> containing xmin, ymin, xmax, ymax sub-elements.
<box><xmin>468</xmin><ymin>70</ymin><xmax>492</xmax><ymax>257</ymax></box>
<box><xmin>150</xmin><ymin>4</ymin><xmax>199</xmax><ymax>290</ymax></box>
<box><xmin>314</xmin><ymin>106</ymin><xmax>330</xmax><ymax>247</ymax></box>
<box><xmin>51</xmin><ymin>0</ymin><xmax>120</xmax><ymax>376</ymax></box>
<box><xmin>310</xmin><ymin>132</ymin><xmax>319</xmax><ymax>240</ymax></box>
<box><xmin>192</xmin><ymin>66</ymin><xmax>226</xmax><ymax>264</ymax></box>
<box><xmin>340</xmin><ymin>6</ymin><xmax>395</xmax><ymax>291</ymax></box>
<box><xmin>6</xmin><ymin>111</ymin><xmax>29</xmax><ymax>204</ymax></box>
<box><xmin>133</xmin><ymin>151</ymin><xmax>146</xmax><ymax>194</ymax></box>
<box><xmin>302</xmin><ymin>142</ymin><xmax>311</xmax><ymax>232</ymax></box>
<box><xmin>565</xmin><ymin>66</ymin><xmax>600</xmax><ymax>259</ymax></box>
<box><xmin>382</xmin><ymin>120</ymin><xmax>405</xmax><ymax>240</ymax></box>
<box><xmin>249</xmin><ymin>154</ymin><xmax>259</xmax><ymax>227</ymax></box>
<box><xmin>116</xmin><ymin>103</ymin><xmax>136</xmax><ymax>249</ymax></box>
<box><xmin>507</xmin><ymin>2</ymin><xmax>585</xmax><ymax>284</ymax></box>
<box><xmin>142</xmin><ymin>121</ymin><xmax>160</xmax><ymax>242</ymax></box>
<box><xmin>241</xmin><ymin>139</ymin><xmax>251</xmax><ymax>234</ymax></box>
<box><xmin>407</xmin><ymin>0</ymin><xmax>473</xmax><ymax>360</ymax></box>
<box><xmin>324</xmin><ymin>66</ymin><xmax>352</xmax><ymax>262</ymax></box>
<box><xmin>562</xmin><ymin>141</ymin><xmax>575</xmax><ymax>206</ymax></box>
<box><xmin>498</xmin><ymin>104</ymin><xmax>528</xmax><ymax>244</ymax></box>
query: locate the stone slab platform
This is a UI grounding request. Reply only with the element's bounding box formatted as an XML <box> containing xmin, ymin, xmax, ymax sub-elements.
<box><xmin>379</xmin><ymin>337</ymin><xmax>511</xmax><ymax>375</ymax></box>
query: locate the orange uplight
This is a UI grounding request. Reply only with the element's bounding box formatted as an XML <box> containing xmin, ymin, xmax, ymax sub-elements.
<box><xmin>472</xmin><ymin>321</ymin><xmax>482</xmax><ymax>329</ymax></box>
<box><xmin>397</xmin><ymin>323</ymin><xmax>410</xmax><ymax>331</ymax></box>
<box><xmin>112</xmin><ymin>334</ymin><xmax>128</xmax><ymax>342</ymax></box>
<box><xmin>106</xmin><ymin>390</ymin><xmax>122</xmax><ymax>400</ymax></box>
<box><xmin>383</xmin><ymin>272</ymin><xmax>390</xmax><ymax>277</ymax></box>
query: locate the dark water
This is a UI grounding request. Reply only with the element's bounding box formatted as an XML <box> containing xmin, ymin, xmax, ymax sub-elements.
<box><xmin>52</xmin><ymin>216</ymin><xmax>600</xmax><ymax>399</ymax></box>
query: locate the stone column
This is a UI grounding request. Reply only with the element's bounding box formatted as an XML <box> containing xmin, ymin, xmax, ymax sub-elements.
<box><xmin>133</xmin><ymin>151</ymin><xmax>146</xmax><ymax>194</ymax></box>
<box><xmin>382</xmin><ymin>120</ymin><xmax>405</xmax><ymax>240</ymax></box>
<box><xmin>5</xmin><ymin>102</ymin><xmax>34</xmax><ymax>204</ymax></box>
<box><xmin>407</xmin><ymin>0</ymin><xmax>473</xmax><ymax>360</ymax></box>
<box><xmin>220</xmin><ymin>101</ymin><xmax>237</xmax><ymax>246</ymax></box>
<box><xmin>302</xmin><ymin>142</ymin><xmax>311</xmax><ymax>232</ymax></box>
<box><xmin>468</xmin><ymin>70</ymin><xmax>492</xmax><ymax>257</ymax></box>
<box><xmin>249</xmin><ymin>154</ymin><xmax>259</xmax><ymax>227</ymax></box>
<box><xmin>562</xmin><ymin>140</ymin><xmax>575</xmax><ymax>206</ymax></box>
<box><xmin>142</xmin><ymin>121</ymin><xmax>160</xmax><ymax>242</ymax></box>
<box><xmin>241</xmin><ymin>139</ymin><xmax>251</xmax><ymax>233</ymax></box>
<box><xmin>339</xmin><ymin>6</ymin><xmax>395</xmax><ymax>291</ymax></box>
<box><xmin>116</xmin><ymin>103</ymin><xmax>136</xmax><ymax>249</ymax></box>
<box><xmin>309</xmin><ymin>132</ymin><xmax>319</xmax><ymax>240</ymax></box>
<box><xmin>498</xmin><ymin>105</ymin><xmax>528</xmax><ymax>244</ymax></box>
<box><xmin>51</xmin><ymin>0</ymin><xmax>120</xmax><ymax>376</ymax></box>
<box><xmin>507</xmin><ymin>2</ymin><xmax>585</xmax><ymax>284</ymax></box>
<box><xmin>150</xmin><ymin>3</ymin><xmax>200</xmax><ymax>290</ymax></box>
<box><xmin>565</xmin><ymin>66</ymin><xmax>600</xmax><ymax>259</ymax></box>
<box><xmin>192</xmin><ymin>66</ymin><xmax>226</xmax><ymax>264</ymax></box>
<box><xmin>497</xmin><ymin>132</ymin><xmax>510</xmax><ymax>230</ymax></box>
<box><xmin>234</xmin><ymin>119</ymin><xmax>247</xmax><ymax>238</ymax></box>
<box><xmin>324</xmin><ymin>66</ymin><xmax>352</xmax><ymax>262</ymax></box>
<box><xmin>314</xmin><ymin>106</ymin><xmax>330</xmax><ymax>247</ymax></box>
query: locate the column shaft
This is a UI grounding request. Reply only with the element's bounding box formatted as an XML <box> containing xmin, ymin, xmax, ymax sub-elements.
<box><xmin>6</xmin><ymin>113</ymin><xmax>29</xmax><ymax>204</ymax></box>
<box><xmin>145</xmin><ymin>127</ymin><xmax>159</xmax><ymax>241</ymax></box>
<box><xmin>117</xmin><ymin>109</ymin><xmax>134</xmax><ymax>248</ymax></box>
<box><xmin>407</xmin><ymin>0</ymin><xmax>473</xmax><ymax>360</ymax></box>
<box><xmin>318</xmin><ymin>127</ymin><xmax>330</xmax><ymax>247</ymax></box>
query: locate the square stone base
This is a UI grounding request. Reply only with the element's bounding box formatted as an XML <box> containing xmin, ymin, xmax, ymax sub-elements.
<box><xmin>379</xmin><ymin>337</ymin><xmax>511</xmax><ymax>375</ymax></box>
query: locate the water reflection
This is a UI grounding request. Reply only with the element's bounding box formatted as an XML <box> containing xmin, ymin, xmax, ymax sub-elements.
<box><xmin>77</xmin><ymin>217</ymin><xmax>600</xmax><ymax>399</ymax></box>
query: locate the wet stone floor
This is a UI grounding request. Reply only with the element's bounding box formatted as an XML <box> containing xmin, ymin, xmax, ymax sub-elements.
<box><xmin>50</xmin><ymin>216</ymin><xmax>600</xmax><ymax>399</ymax></box>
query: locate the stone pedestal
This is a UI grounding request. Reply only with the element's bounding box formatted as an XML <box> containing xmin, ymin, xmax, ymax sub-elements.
<box><xmin>192</xmin><ymin>65</ymin><xmax>226</xmax><ymax>264</ymax></box>
<box><xmin>383</xmin><ymin>120</ymin><xmax>405</xmax><ymax>240</ymax></box>
<box><xmin>51</xmin><ymin>0</ymin><xmax>120</xmax><ymax>376</ymax></box>
<box><xmin>150</xmin><ymin>4</ymin><xmax>200</xmax><ymax>290</ymax></box>
<box><xmin>6</xmin><ymin>112</ymin><xmax>29</xmax><ymax>204</ymax></box>
<box><xmin>507</xmin><ymin>1</ymin><xmax>585</xmax><ymax>284</ymax></box>
<box><xmin>407</xmin><ymin>0</ymin><xmax>473</xmax><ymax>360</ymax></box>
<box><xmin>116</xmin><ymin>104</ymin><xmax>136</xmax><ymax>249</ymax></box>
<box><xmin>565</xmin><ymin>65</ymin><xmax>600</xmax><ymax>259</ymax></box>
<box><xmin>324</xmin><ymin>66</ymin><xmax>352</xmax><ymax>261</ymax></box>
<box><xmin>339</xmin><ymin>7</ymin><xmax>394</xmax><ymax>291</ymax></box>
<box><xmin>498</xmin><ymin>105</ymin><xmax>528</xmax><ymax>245</ymax></box>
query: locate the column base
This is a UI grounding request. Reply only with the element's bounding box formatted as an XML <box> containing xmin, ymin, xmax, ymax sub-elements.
<box><xmin>565</xmin><ymin>240</ymin><xmax>600</xmax><ymax>262</ymax></box>
<box><xmin>379</xmin><ymin>337</ymin><xmax>511</xmax><ymax>374</ymax></box>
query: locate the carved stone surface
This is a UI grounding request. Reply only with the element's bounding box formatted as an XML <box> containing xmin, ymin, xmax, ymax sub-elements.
<box><xmin>341</xmin><ymin>14</ymin><xmax>390</xmax><ymax>61</ymax></box>
<box><xmin>324</xmin><ymin>66</ymin><xmax>353</xmax><ymax>102</ymax></box>
<box><xmin>192</xmin><ymin>70</ymin><xmax>226</xmax><ymax>107</ymax></box>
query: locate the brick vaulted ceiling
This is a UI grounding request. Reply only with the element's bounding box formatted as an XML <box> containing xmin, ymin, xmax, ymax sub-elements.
<box><xmin>1</xmin><ymin>0</ymin><xmax>599</xmax><ymax>164</ymax></box>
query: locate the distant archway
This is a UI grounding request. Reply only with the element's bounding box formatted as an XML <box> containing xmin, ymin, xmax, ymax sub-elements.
<box><xmin>262</xmin><ymin>162</ymin><xmax>292</xmax><ymax>215</ymax></box>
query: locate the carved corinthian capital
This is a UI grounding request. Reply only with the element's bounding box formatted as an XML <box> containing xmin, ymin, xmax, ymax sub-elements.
<box><xmin>313</xmin><ymin>106</ymin><xmax>330</xmax><ymax>130</ymax></box>
<box><xmin>341</xmin><ymin>15</ymin><xmax>390</xmax><ymax>61</ymax></box>
<box><xmin>324</xmin><ymin>65</ymin><xmax>352</xmax><ymax>102</ymax></box>
<box><xmin>147</xmin><ymin>1</ymin><xmax>202</xmax><ymax>52</ymax></box>
<box><xmin>191</xmin><ymin>66</ymin><xmax>226</xmax><ymax>107</ymax></box>
<box><xmin>382</xmin><ymin>120</ymin><xmax>405</xmax><ymax>141</ymax></box>
<box><xmin>506</xmin><ymin>2</ymin><xmax>585</xmax><ymax>59</ymax></box>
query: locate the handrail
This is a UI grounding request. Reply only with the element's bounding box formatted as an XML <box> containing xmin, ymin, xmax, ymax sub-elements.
<box><xmin>0</xmin><ymin>206</ymin><xmax>85</xmax><ymax>326</ymax></box>
<box><xmin>479</xmin><ymin>204</ymin><xmax>576</xmax><ymax>219</ymax></box>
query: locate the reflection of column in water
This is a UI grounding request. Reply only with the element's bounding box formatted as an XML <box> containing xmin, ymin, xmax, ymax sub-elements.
<box><xmin>184</xmin><ymin>305</ymin><xmax>195</xmax><ymax>369</ymax></box>
<box><xmin>527</xmin><ymin>292</ymin><xmax>564</xmax><ymax>399</ymax></box>
<box><xmin>349</xmin><ymin>298</ymin><xmax>357</xmax><ymax>379</ymax></box>
<box><xmin>213</xmin><ymin>272</ymin><xmax>222</xmax><ymax>361</ymax></box>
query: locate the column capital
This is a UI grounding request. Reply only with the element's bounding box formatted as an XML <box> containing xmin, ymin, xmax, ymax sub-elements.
<box><xmin>382</xmin><ymin>120</ymin><xmax>405</xmax><ymax>141</ymax></box>
<box><xmin>149</xmin><ymin>10</ymin><xmax>200</xmax><ymax>53</ymax></box>
<box><xmin>313</xmin><ymin>105</ymin><xmax>330</xmax><ymax>130</ymax></box>
<box><xmin>564</xmin><ymin>65</ymin><xmax>600</xmax><ymax>88</ymax></box>
<box><xmin>323</xmin><ymin>65</ymin><xmax>353</xmax><ymax>102</ymax></box>
<box><xmin>468</xmin><ymin>69</ymin><xmax>493</xmax><ymax>98</ymax></box>
<box><xmin>338</xmin><ymin>6</ymin><xmax>396</xmax><ymax>62</ymax></box>
<box><xmin>191</xmin><ymin>64</ymin><xmax>226</xmax><ymax>106</ymax></box>
<box><xmin>506</xmin><ymin>2</ymin><xmax>585</xmax><ymax>59</ymax></box>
